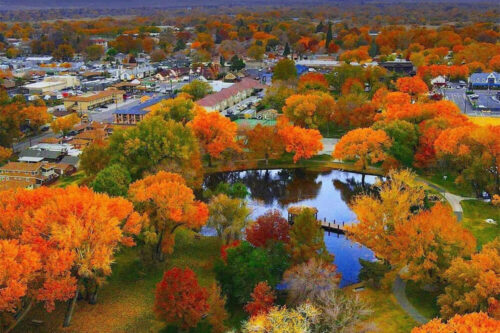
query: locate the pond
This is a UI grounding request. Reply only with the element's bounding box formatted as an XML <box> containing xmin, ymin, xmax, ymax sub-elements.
<box><xmin>204</xmin><ymin>168</ymin><xmax>379</xmax><ymax>287</ymax></box>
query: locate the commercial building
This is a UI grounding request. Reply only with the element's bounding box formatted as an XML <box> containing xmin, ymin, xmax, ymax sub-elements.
<box><xmin>23</xmin><ymin>75</ymin><xmax>80</xmax><ymax>94</ymax></box>
<box><xmin>469</xmin><ymin>72</ymin><xmax>500</xmax><ymax>89</ymax></box>
<box><xmin>64</xmin><ymin>88</ymin><xmax>124</xmax><ymax>112</ymax></box>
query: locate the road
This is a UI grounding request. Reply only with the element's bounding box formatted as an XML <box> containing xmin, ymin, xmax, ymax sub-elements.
<box><xmin>13</xmin><ymin>97</ymin><xmax>141</xmax><ymax>152</ymax></box>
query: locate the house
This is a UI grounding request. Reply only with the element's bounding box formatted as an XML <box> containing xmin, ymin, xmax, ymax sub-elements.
<box><xmin>469</xmin><ymin>72</ymin><xmax>500</xmax><ymax>89</ymax></box>
<box><xmin>18</xmin><ymin>149</ymin><xmax>65</xmax><ymax>163</ymax></box>
<box><xmin>197</xmin><ymin>78</ymin><xmax>265</xmax><ymax>112</ymax></box>
<box><xmin>0</xmin><ymin>162</ymin><xmax>58</xmax><ymax>190</ymax></box>
<box><xmin>64</xmin><ymin>88</ymin><xmax>124</xmax><ymax>112</ymax></box>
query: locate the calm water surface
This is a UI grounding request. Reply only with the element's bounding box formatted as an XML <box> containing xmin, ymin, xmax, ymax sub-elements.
<box><xmin>204</xmin><ymin>168</ymin><xmax>379</xmax><ymax>287</ymax></box>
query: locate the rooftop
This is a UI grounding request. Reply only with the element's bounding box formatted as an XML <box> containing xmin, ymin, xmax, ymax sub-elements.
<box><xmin>65</xmin><ymin>89</ymin><xmax>123</xmax><ymax>102</ymax></box>
<box><xmin>0</xmin><ymin>162</ymin><xmax>42</xmax><ymax>172</ymax></box>
<box><xmin>197</xmin><ymin>78</ymin><xmax>265</xmax><ymax>108</ymax></box>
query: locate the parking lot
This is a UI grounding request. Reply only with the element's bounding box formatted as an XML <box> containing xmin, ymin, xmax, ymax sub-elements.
<box><xmin>442</xmin><ymin>86</ymin><xmax>500</xmax><ymax>115</ymax></box>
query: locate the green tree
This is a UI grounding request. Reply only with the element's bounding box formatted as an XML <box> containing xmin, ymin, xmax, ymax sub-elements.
<box><xmin>369</xmin><ymin>41</ymin><xmax>379</xmax><ymax>58</ymax></box>
<box><xmin>181</xmin><ymin>79</ymin><xmax>213</xmax><ymax>100</ymax></box>
<box><xmin>316</xmin><ymin>21</ymin><xmax>324</xmax><ymax>33</ymax></box>
<box><xmin>79</xmin><ymin>141</ymin><xmax>110</xmax><ymax>177</ymax></box>
<box><xmin>204</xmin><ymin>182</ymin><xmax>249</xmax><ymax>199</ymax></box>
<box><xmin>208</xmin><ymin>194</ymin><xmax>250</xmax><ymax>244</ymax></box>
<box><xmin>273</xmin><ymin>59</ymin><xmax>297</xmax><ymax>81</ymax></box>
<box><xmin>325</xmin><ymin>22</ymin><xmax>333</xmax><ymax>51</ymax></box>
<box><xmin>325</xmin><ymin>64</ymin><xmax>364</xmax><ymax>92</ymax></box>
<box><xmin>214</xmin><ymin>241</ymin><xmax>290</xmax><ymax>305</ymax></box>
<box><xmin>283</xmin><ymin>42</ymin><xmax>291</xmax><ymax>57</ymax></box>
<box><xmin>373</xmin><ymin>120</ymin><xmax>419</xmax><ymax>167</ymax></box>
<box><xmin>287</xmin><ymin>209</ymin><xmax>333</xmax><ymax>265</ymax></box>
<box><xmin>84</xmin><ymin>45</ymin><xmax>105</xmax><ymax>61</ymax></box>
<box><xmin>229</xmin><ymin>55</ymin><xmax>245</xmax><ymax>71</ymax></box>
<box><xmin>108</xmin><ymin>116</ymin><xmax>201</xmax><ymax>181</ymax></box>
<box><xmin>91</xmin><ymin>164</ymin><xmax>131</xmax><ymax>197</ymax></box>
<box><xmin>358</xmin><ymin>258</ymin><xmax>391</xmax><ymax>288</ymax></box>
<box><xmin>248</xmin><ymin>44</ymin><xmax>265</xmax><ymax>61</ymax></box>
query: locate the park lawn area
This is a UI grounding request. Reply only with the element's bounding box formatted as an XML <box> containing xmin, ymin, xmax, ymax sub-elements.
<box><xmin>461</xmin><ymin>200</ymin><xmax>500</xmax><ymax>249</ymax></box>
<box><xmin>421</xmin><ymin>172</ymin><xmax>474</xmax><ymax>197</ymax></box>
<box><xmin>468</xmin><ymin>116</ymin><xmax>500</xmax><ymax>126</ymax></box>
<box><xmin>53</xmin><ymin>170</ymin><xmax>87</xmax><ymax>188</ymax></box>
<box><xmin>14</xmin><ymin>230</ymin><xmax>223</xmax><ymax>333</ymax></box>
<box><xmin>405</xmin><ymin>281</ymin><xmax>440</xmax><ymax>320</ymax></box>
<box><xmin>346</xmin><ymin>284</ymin><xmax>418</xmax><ymax>333</ymax></box>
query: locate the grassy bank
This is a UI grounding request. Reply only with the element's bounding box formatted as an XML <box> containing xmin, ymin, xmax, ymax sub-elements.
<box><xmin>461</xmin><ymin>200</ymin><xmax>500</xmax><ymax>249</ymax></box>
<box><xmin>347</xmin><ymin>284</ymin><xmax>418</xmax><ymax>332</ymax></box>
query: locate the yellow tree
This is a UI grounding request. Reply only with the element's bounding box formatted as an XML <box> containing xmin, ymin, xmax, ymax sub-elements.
<box><xmin>347</xmin><ymin>169</ymin><xmax>425</xmax><ymax>263</ymax></box>
<box><xmin>438</xmin><ymin>238</ymin><xmax>499</xmax><ymax>319</ymax></box>
<box><xmin>50</xmin><ymin>113</ymin><xmax>80</xmax><ymax>135</ymax></box>
<box><xmin>282</xmin><ymin>92</ymin><xmax>335</xmax><ymax>129</ymax></box>
<box><xmin>128</xmin><ymin>171</ymin><xmax>209</xmax><ymax>260</ymax></box>
<box><xmin>392</xmin><ymin>203</ymin><xmax>475</xmax><ymax>284</ymax></box>
<box><xmin>333</xmin><ymin>128</ymin><xmax>391</xmax><ymax>183</ymax></box>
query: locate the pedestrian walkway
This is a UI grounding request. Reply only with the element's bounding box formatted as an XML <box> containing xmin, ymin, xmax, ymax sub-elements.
<box><xmin>392</xmin><ymin>275</ymin><xmax>429</xmax><ymax>325</ymax></box>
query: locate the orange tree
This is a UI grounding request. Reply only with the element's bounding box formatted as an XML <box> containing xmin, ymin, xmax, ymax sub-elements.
<box><xmin>244</xmin><ymin>281</ymin><xmax>276</xmax><ymax>316</ymax></box>
<box><xmin>298</xmin><ymin>72</ymin><xmax>329</xmax><ymax>92</ymax></box>
<box><xmin>412</xmin><ymin>312</ymin><xmax>500</xmax><ymax>333</ymax></box>
<box><xmin>282</xmin><ymin>92</ymin><xmax>335</xmax><ymax>129</ymax></box>
<box><xmin>277</xmin><ymin>117</ymin><xmax>323</xmax><ymax>163</ymax></box>
<box><xmin>154</xmin><ymin>267</ymin><xmax>209</xmax><ymax>330</ymax></box>
<box><xmin>245</xmin><ymin>124</ymin><xmax>285</xmax><ymax>165</ymax></box>
<box><xmin>188</xmin><ymin>110</ymin><xmax>241</xmax><ymax>166</ymax></box>
<box><xmin>435</xmin><ymin>125</ymin><xmax>500</xmax><ymax>197</ymax></box>
<box><xmin>0</xmin><ymin>186</ymin><xmax>142</xmax><ymax>329</ymax></box>
<box><xmin>128</xmin><ymin>171</ymin><xmax>208</xmax><ymax>260</ymax></box>
<box><xmin>438</xmin><ymin>238</ymin><xmax>499</xmax><ymax>319</ymax></box>
<box><xmin>333</xmin><ymin>128</ymin><xmax>391</xmax><ymax>183</ymax></box>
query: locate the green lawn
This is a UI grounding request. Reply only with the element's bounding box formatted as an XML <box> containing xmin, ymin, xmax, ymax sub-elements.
<box><xmin>405</xmin><ymin>281</ymin><xmax>440</xmax><ymax>320</ymax></box>
<box><xmin>53</xmin><ymin>171</ymin><xmax>87</xmax><ymax>188</ymax></box>
<box><xmin>461</xmin><ymin>200</ymin><xmax>500</xmax><ymax>249</ymax></box>
<box><xmin>421</xmin><ymin>172</ymin><xmax>475</xmax><ymax>197</ymax></box>
<box><xmin>347</xmin><ymin>284</ymin><xmax>418</xmax><ymax>333</ymax></box>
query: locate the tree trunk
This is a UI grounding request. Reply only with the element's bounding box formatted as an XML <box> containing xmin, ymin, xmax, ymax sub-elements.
<box><xmin>63</xmin><ymin>289</ymin><xmax>79</xmax><ymax>327</ymax></box>
<box><xmin>5</xmin><ymin>299</ymin><xmax>34</xmax><ymax>333</ymax></box>
<box><xmin>361</xmin><ymin>173</ymin><xmax>366</xmax><ymax>187</ymax></box>
<box><xmin>88</xmin><ymin>285</ymin><xmax>99</xmax><ymax>305</ymax></box>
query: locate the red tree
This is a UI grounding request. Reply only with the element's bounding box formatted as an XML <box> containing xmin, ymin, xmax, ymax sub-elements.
<box><xmin>244</xmin><ymin>281</ymin><xmax>276</xmax><ymax>316</ymax></box>
<box><xmin>246</xmin><ymin>210</ymin><xmax>290</xmax><ymax>248</ymax></box>
<box><xmin>154</xmin><ymin>267</ymin><xmax>209</xmax><ymax>330</ymax></box>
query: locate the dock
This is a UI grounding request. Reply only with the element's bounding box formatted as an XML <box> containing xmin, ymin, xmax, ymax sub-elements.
<box><xmin>319</xmin><ymin>218</ymin><xmax>346</xmax><ymax>235</ymax></box>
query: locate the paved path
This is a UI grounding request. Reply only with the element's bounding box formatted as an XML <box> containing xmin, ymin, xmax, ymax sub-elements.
<box><xmin>392</xmin><ymin>275</ymin><xmax>429</xmax><ymax>325</ymax></box>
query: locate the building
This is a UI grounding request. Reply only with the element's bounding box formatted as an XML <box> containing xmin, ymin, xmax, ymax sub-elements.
<box><xmin>64</xmin><ymin>88</ymin><xmax>124</xmax><ymax>112</ymax></box>
<box><xmin>23</xmin><ymin>75</ymin><xmax>80</xmax><ymax>94</ymax></box>
<box><xmin>469</xmin><ymin>72</ymin><xmax>500</xmax><ymax>89</ymax></box>
<box><xmin>379</xmin><ymin>60</ymin><xmax>414</xmax><ymax>75</ymax></box>
<box><xmin>0</xmin><ymin>162</ymin><xmax>58</xmax><ymax>190</ymax></box>
<box><xmin>113</xmin><ymin>95</ymin><xmax>171</xmax><ymax>125</ymax></box>
<box><xmin>197</xmin><ymin>78</ymin><xmax>265</xmax><ymax>112</ymax></box>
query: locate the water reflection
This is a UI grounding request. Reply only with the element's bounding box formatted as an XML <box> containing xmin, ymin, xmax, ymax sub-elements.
<box><xmin>204</xmin><ymin>168</ymin><xmax>380</xmax><ymax>287</ymax></box>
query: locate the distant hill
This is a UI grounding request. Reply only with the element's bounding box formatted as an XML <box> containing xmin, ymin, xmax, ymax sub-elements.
<box><xmin>0</xmin><ymin>0</ymin><xmax>493</xmax><ymax>10</ymax></box>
